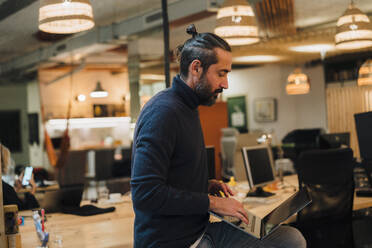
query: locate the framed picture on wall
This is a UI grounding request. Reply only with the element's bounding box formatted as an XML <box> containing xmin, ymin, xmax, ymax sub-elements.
<box><xmin>253</xmin><ymin>97</ymin><xmax>277</xmax><ymax>122</ymax></box>
<box><xmin>227</xmin><ymin>95</ymin><xmax>248</xmax><ymax>133</ymax></box>
<box><xmin>93</xmin><ymin>104</ymin><xmax>108</xmax><ymax>117</ymax></box>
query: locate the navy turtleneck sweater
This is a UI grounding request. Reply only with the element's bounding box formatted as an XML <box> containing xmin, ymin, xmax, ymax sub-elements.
<box><xmin>131</xmin><ymin>75</ymin><xmax>210</xmax><ymax>248</ymax></box>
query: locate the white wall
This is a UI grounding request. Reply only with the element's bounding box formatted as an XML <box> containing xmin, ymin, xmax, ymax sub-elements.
<box><xmin>27</xmin><ymin>80</ymin><xmax>44</xmax><ymax>167</ymax></box>
<box><xmin>224</xmin><ymin>64</ymin><xmax>327</xmax><ymax>142</ymax></box>
<box><xmin>0</xmin><ymin>84</ymin><xmax>29</xmax><ymax>164</ymax></box>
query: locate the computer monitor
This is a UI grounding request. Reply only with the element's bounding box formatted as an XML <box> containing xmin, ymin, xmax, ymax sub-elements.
<box><xmin>241</xmin><ymin>145</ymin><xmax>276</xmax><ymax>197</ymax></box>
<box><xmin>354</xmin><ymin>111</ymin><xmax>372</xmax><ymax>161</ymax></box>
<box><xmin>319</xmin><ymin>132</ymin><xmax>350</xmax><ymax>148</ymax></box>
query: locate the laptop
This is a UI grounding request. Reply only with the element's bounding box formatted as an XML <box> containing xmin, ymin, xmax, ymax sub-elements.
<box><xmin>40</xmin><ymin>185</ymin><xmax>84</xmax><ymax>213</ymax></box>
<box><xmin>209</xmin><ymin>188</ymin><xmax>312</xmax><ymax>239</ymax></box>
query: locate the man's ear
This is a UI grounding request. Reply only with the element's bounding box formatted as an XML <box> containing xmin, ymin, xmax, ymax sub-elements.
<box><xmin>190</xmin><ymin>59</ymin><xmax>203</xmax><ymax>78</ymax></box>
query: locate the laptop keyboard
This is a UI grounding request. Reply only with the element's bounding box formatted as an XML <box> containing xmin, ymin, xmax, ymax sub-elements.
<box><xmin>224</xmin><ymin>213</ymin><xmax>256</xmax><ymax>233</ymax></box>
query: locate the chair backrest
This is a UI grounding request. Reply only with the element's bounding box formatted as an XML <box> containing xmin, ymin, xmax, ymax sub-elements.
<box><xmin>57</xmin><ymin>150</ymin><xmax>87</xmax><ymax>187</ymax></box>
<box><xmin>297</xmin><ymin>148</ymin><xmax>354</xmax><ymax>221</ymax></box>
<box><xmin>295</xmin><ymin>148</ymin><xmax>355</xmax><ymax>247</ymax></box>
<box><xmin>95</xmin><ymin>148</ymin><xmax>115</xmax><ymax>181</ymax></box>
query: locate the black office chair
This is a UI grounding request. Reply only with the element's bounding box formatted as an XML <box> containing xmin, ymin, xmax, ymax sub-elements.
<box><xmin>293</xmin><ymin>148</ymin><xmax>355</xmax><ymax>248</ymax></box>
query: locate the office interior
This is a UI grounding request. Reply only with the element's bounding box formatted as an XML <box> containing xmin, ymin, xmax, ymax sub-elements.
<box><xmin>0</xmin><ymin>0</ymin><xmax>372</xmax><ymax>247</ymax></box>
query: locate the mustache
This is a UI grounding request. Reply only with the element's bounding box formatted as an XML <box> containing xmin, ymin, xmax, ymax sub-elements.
<box><xmin>214</xmin><ymin>88</ymin><xmax>223</xmax><ymax>94</ymax></box>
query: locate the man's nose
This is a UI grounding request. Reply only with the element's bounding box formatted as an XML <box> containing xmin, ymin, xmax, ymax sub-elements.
<box><xmin>221</xmin><ymin>78</ymin><xmax>228</xmax><ymax>89</ymax></box>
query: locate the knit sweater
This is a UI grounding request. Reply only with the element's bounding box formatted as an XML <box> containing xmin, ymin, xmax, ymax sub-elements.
<box><xmin>131</xmin><ymin>75</ymin><xmax>210</xmax><ymax>248</ymax></box>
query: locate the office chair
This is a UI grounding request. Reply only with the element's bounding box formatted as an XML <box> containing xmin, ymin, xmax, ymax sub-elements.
<box><xmin>56</xmin><ymin>150</ymin><xmax>88</xmax><ymax>187</ymax></box>
<box><xmin>294</xmin><ymin>148</ymin><xmax>355</xmax><ymax>248</ymax></box>
<box><xmin>281</xmin><ymin>128</ymin><xmax>323</xmax><ymax>172</ymax></box>
<box><xmin>221</xmin><ymin>128</ymin><xmax>238</xmax><ymax>181</ymax></box>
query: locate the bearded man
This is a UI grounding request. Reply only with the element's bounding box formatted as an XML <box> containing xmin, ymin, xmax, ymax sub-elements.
<box><xmin>130</xmin><ymin>24</ymin><xmax>306</xmax><ymax>248</ymax></box>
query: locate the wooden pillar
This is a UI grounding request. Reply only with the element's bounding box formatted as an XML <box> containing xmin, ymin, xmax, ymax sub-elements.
<box><xmin>128</xmin><ymin>38</ymin><xmax>141</xmax><ymax>123</ymax></box>
<box><xmin>0</xmin><ymin>146</ymin><xmax>7</xmax><ymax>247</ymax></box>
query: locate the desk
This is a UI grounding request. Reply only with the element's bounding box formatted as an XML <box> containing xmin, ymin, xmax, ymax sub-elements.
<box><xmin>19</xmin><ymin>175</ymin><xmax>372</xmax><ymax>248</ymax></box>
<box><xmin>19</xmin><ymin>199</ymin><xmax>134</xmax><ymax>248</ymax></box>
<box><xmin>17</xmin><ymin>184</ymin><xmax>59</xmax><ymax>194</ymax></box>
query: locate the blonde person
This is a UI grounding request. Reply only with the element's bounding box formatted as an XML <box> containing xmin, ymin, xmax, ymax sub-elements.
<box><xmin>1</xmin><ymin>143</ymin><xmax>39</xmax><ymax>210</ymax></box>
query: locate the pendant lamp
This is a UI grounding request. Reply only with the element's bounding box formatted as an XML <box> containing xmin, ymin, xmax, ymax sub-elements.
<box><xmin>214</xmin><ymin>0</ymin><xmax>259</xmax><ymax>46</ymax></box>
<box><xmin>90</xmin><ymin>81</ymin><xmax>108</xmax><ymax>98</ymax></box>
<box><xmin>358</xmin><ymin>59</ymin><xmax>372</xmax><ymax>86</ymax></box>
<box><xmin>286</xmin><ymin>69</ymin><xmax>310</xmax><ymax>95</ymax></box>
<box><xmin>39</xmin><ymin>0</ymin><xmax>95</xmax><ymax>34</ymax></box>
<box><xmin>335</xmin><ymin>2</ymin><xmax>372</xmax><ymax>50</ymax></box>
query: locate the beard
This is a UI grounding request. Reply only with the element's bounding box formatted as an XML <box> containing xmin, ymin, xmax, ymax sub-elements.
<box><xmin>195</xmin><ymin>74</ymin><xmax>223</xmax><ymax>106</ymax></box>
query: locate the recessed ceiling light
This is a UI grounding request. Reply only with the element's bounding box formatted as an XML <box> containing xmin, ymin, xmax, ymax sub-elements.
<box><xmin>289</xmin><ymin>44</ymin><xmax>336</xmax><ymax>53</ymax></box>
<box><xmin>233</xmin><ymin>55</ymin><xmax>282</xmax><ymax>63</ymax></box>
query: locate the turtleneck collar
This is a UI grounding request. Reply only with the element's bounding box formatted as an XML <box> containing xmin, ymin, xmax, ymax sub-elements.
<box><xmin>171</xmin><ymin>75</ymin><xmax>200</xmax><ymax>109</ymax></box>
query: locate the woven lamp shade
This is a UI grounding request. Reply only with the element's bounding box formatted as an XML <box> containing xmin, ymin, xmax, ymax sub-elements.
<box><xmin>286</xmin><ymin>69</ymin><xmax>310</xmax><ymax>95</ymax></box>
<box><xmin>335</xmin><ymin>4</ymin><xmax>372</xmax><ymax>50</ymax></box>
<box><xmin>358</xmin><ymin>59</ymin><xmax>372</xmax><ymax>86</ymax></box>
<box><xmin>39</xmin><ymin>0</ymin><xmax>94</xmax><ymax>34</ymax></box>
<box><xmin>214</xmin><ymin>0</ymin><xmax>259</xmax><ymax>46</ymax></box>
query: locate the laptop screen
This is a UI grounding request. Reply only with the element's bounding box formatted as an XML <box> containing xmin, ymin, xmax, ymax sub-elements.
<box><xmin>262</xmin><ymin>189</ymin><xmax>311</xmax><ymax>236</ymax></box>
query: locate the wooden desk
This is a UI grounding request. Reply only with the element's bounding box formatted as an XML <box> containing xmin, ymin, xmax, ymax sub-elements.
<box><xmin>18</xmin><ymin>184</ymin><xmax>59</xmax><ymax>194</ymax></box>
<box><xmin>19</xmin><ymin>199</ymin><xmax>134</xmax><ymax>248</ymax></box>
<box><xmin>19</xmin><ymin>176</ymin><xmax>372</xmax><ymax>248</ymax></box>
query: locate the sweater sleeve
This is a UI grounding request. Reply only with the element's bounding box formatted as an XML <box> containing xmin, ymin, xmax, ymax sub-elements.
<box><xmin>131</xmin><ymin>106</ymin><xmax>209</xmax><ymax>216</ymax></box>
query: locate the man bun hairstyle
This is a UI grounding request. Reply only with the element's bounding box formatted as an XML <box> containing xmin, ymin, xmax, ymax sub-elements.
<box><xmin>176</xmin><ymin>24</ymin><xmax>231</xmax><ymax>79</ymax></box>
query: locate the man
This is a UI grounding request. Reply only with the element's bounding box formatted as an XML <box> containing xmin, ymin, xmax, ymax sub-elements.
<box><xmin>131</xmin><ymin>24</ymin><xmax>306</xmax><ymax>248</ymax></box>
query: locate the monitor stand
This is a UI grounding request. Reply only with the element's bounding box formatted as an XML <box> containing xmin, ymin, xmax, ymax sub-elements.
<box><xmin>246</xmin><ymin>187</ymin><xmax>275</xmax><ymax>197</ymax></box>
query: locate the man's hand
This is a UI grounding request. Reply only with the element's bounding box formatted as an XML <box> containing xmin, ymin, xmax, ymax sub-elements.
<box><xmin>208</xmin><ymin>179</ymin><xmax>234</xmax><ymax>197</ymax></box>
<box><xmin>208</xmin><ymin>195</ymin><xmax>249</xmax><ymax>224</ymax></box>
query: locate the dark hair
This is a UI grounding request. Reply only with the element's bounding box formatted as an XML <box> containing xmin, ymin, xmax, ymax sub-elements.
<box><xmin>176</xmin><ymin>24</ymin><xmax>231</xmax><ymax>79</ymax></box>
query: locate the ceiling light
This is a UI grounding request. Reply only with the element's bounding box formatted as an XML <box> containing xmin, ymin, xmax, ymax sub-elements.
<box><xmin>90</xmin><ymin>81</ymin><xmax>108</xmax><ymax>98</ymax></box>
<box><xmin>214</xmin><ymin>0</ymin><xmax>259</xmax><ymax>46</ymax></box>
<box><xmin>39</xmin><ymin>0</ymin><xmax>95</xmax><ymax>34</ymax></box>
<box><xmin>358</xmin><ymin>59</ymin><xmax>372</xmax><ymax>86</ymax></box>
<box><xmin>286</xmin><ymin>68</ymin><xmax>310</xmax><ymax>95</ymax></box>
<box><xmin>289</xmin><ymin>44</ymin><xmax>336</xmax><ymax>53</ymax></box>
<box><xmin>335</xmin><ymin>3</ymin><xmax>372</xmax><ymax>50</ymax></box>
<box><xmin>233</xmin><ymin>55</ymin><xmax>282</xmax><ymax>63</ymax></box>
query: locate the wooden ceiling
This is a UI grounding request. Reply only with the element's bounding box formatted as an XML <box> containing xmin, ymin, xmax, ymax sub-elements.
<box><xmin>255</xmin><ymin>0</ymin><xmax>296</xmax><ymax>38</ymax></box>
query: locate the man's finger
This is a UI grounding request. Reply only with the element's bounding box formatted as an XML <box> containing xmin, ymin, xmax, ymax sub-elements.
<box><xmin>225</xmin><ymin>184</ymin><xmax>234</xmax><ymax>196</ymax></box>
<box><xmin>235</xmin><ymin>211</ymin><xmax>249</xmax><ymax>225</ymax></box>
<box><xmin>238</xmin><ymin>208</ymin><xmax>250</xmax><ymax>223</ymax></box>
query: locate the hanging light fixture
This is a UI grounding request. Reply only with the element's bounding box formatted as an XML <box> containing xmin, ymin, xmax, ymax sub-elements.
<box><xmin>90</xmin><ymin>81</ymin><xmax>108</xmax><ymax>98</ymax></box>
<box><xmin>214</xmin><ymin>0</ymin><xmax>259</xmax><ymax>46</ymax></box>
<box><xmin>358</xmin><ymin>59</ymin><xmax>372</xmax><ymax>86</ymax></box>
<box><xmin>335</xmin><ymin>2</ymin><xmax>372</xmax><ymax>50</ymax></box>
<box><xmin>39</xmin><ymin>0</ymin><xmax>95</xmax><ymax>34</ymax></box>
<box><xmin>286</xmin><ymin>68</ymin><xmax>310</xmax><ymax>95</ymax></box>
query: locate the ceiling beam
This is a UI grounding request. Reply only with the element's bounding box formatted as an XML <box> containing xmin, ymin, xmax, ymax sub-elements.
<box><xmin>0</xmin><ymin>0</ymin><xmax>224</xmax><ymax>77</ymax></box>
<box><xmin>0</xmin><ymin>0</ymin><xmax>38</xmax><ymax>22</ymax></box>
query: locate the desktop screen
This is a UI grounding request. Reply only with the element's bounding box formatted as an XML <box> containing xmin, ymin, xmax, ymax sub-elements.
<box><xmin>242</xmin><ymin>146</ymin><xmax>276</xmax><ymax>188</ymax></box>
<box><xmin>354</xmin><ymin>111</ymin><xmax>372</xmax><ymax>160</ymax></box>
